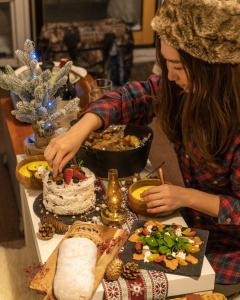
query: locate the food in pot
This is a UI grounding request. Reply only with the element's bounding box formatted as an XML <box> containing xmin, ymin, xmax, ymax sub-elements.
<box><xmin>83</xmin><ymin>125</ymin><xmax>143</xmax><ymax>151</ymax></box>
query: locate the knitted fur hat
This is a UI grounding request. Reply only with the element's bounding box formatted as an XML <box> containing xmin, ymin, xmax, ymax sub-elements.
<box><xmin>151</xmin><ymin>0</ymin><xmax>240</xmax><ymax>64</ymax></box>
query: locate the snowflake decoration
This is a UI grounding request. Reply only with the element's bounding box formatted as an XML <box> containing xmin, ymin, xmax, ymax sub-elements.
<box><xmin>105</xmin><ymin>281</ymin><xmax>121</xmax><ymax>300</ymax></box>
<box><xmin>129</xmin><ymin>282</ymin><xmax>144</xmax><ymax>297</ymax></box>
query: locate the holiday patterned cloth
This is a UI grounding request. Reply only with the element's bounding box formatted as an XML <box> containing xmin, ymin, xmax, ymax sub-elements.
<box><xmin>102</xmin><ymin>186</ymin><xmax>168</xmax><ymax>300</ymax></box>
<box><xmin>102</xmin><ymin>270</ymin><xmax>167</xmax><ymax>300</ymax></box>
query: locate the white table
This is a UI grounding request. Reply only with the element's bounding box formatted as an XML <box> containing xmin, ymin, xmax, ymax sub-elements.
<box><xmin>18</xmin><ymin>154</ymin><xmax>215</xmax><ymax>298</ymax></box>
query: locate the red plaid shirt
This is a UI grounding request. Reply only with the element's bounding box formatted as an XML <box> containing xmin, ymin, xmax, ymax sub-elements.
<box><xmin>81</xmin><ymin>75</ymin><xmax>240</xmax><ymax>284</ymax></box>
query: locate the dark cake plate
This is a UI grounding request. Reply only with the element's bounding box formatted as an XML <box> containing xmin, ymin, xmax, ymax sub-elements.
<box><xmin>33</xmin><ymin>183</ymin><xmax>106</xmax><ymax>225</ymax></box>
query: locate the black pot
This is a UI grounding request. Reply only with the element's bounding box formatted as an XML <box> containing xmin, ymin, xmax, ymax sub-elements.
<box><xmin>76</xmin><ymin>124</ymin><xmax>153</xmax><ymax>178</ymax></box>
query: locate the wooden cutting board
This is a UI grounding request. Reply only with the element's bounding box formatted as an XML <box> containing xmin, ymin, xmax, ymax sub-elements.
<box><xmin>30</xmin><ymin>221</ymin><xmax>128</xmax><ymax>299</ymax></box>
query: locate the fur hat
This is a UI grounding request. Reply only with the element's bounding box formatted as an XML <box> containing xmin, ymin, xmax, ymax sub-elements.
<box><xmin>151</xmin><ymin>0</ymin><xmax>240</xmax><ymax>64</ymax></box>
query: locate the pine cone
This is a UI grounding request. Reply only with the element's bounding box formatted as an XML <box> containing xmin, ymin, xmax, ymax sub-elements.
<box><xmin>121</xmin><ymin>262</ymin><xmax>140</xmax><ymax>280</ymax></box>
<box><xmin>40</xmin><ymin>215</ymin><xmax>68</xmax><ymax>234</ymax></box>
<box><xmin>105</xmin><ymin>258</ymin><xmax>123</xmax><ymax>281</ymax></box>
<box><xmin>37</xmin><ymin>223</ymin><xmax>55</xmax><ymax>240</ymax></box>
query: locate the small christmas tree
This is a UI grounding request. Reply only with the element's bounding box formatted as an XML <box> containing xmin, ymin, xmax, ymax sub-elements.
<box><xmin>0</xmin><ymin>39</ymin><xmax>80</xmax><ymax>147</ymax></box>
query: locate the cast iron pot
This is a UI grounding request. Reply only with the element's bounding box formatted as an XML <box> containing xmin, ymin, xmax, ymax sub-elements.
<box><xmin>76</xmin><ymin>124</ymin><xmax>153</xmax><ymax>178</ymax></box>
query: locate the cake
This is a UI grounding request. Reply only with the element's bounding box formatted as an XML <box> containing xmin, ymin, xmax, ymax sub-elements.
<box><xmin>43</xmin><ymin>165</ymin><xmax>96</xmax><ymax>215</ymax></box>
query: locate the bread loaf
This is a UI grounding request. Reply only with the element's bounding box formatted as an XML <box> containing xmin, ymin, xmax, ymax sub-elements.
<box><xmin>54</xmin><ymin>237</ymin><xmax>97</xmax><ymax>300</ymax></box>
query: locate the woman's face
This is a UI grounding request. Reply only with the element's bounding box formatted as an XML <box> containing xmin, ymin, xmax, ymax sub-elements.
<box><xmin>160</xmin><ymin>39</ymin><xmax>189</xmax><ymax>91</ymax></box>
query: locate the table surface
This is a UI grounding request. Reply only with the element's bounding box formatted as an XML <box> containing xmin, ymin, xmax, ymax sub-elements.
<box><xmin>1</xmin><ymin>98</ymin><xmax>216</xmax><ymax>298</ymax></box>
<box><xmin>17</xmin><ymin>154</ymin><xmax>216</xmax><ymax>298</ymax></box>
<box><xmin>0</xmin><ymin>97</ymin><xmax>32</xmax><ymax>155</ymax></box>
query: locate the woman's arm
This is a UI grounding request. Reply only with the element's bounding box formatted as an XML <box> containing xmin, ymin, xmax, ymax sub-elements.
<box><xmin>45</xmin><ymin>74</ymin><xmax>160</xmax><ymax>176</ymax></box>
<box><xmin>143</xmin><ymin>142</ymin><xmax>240</xmax><ymax>224</ymax></box>
<box><xmin>78</xmin><ymin>74</ymin><xmax>160</xmax><ymax>128</ymax></box>
<box><xmin>44</xmin><ymin>112</ymin><xmax>103</xmax><ymax>177</ymax></box>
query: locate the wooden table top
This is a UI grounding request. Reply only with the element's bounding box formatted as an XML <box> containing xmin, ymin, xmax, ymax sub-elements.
<box><xmin>0</xmin><ymin>97</ymin><xmax>32</xmax><ymax>155</ymax></box>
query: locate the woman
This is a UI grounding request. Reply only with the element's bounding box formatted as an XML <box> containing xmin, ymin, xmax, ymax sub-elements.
<box><xmin>45</xmin><ymin>0</ymin><xmax>240</xmax><ymax>295</ymax></box>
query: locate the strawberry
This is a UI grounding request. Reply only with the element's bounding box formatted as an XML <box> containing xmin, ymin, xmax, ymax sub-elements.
<box><xmin>63</xmin><ymin>168</ymin><xmax>74</xmax><ymax>184</ymax></box>
<box><xmin>73</xmin><ymin>169</ymin><xmax>86</xmax><ymax>181</ymax></box>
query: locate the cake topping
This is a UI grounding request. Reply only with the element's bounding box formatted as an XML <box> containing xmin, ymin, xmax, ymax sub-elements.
<box><xmin>73</xmin><ymin>177</ymin><xmax>80</xmax><ymax>184</ymax></box>
<box><xmin>62</xmin><ymin>163</ymin><xmax>87</xmax><ymax>184</ymax></box>
<box><xmin>63</xmin><ymin>168</ymin><xmax>74</xmax><ymax>184</ymax></box>
<box><xmin>56</xmin><ymin>179</ymin><xmax>64</xmax><ymax>185</ymax></box>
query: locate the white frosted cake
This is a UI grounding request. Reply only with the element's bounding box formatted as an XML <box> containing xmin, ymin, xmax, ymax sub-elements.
<box><xmin>43</xmin><ymin>166</ymin><xmax>96</xmax><ymax>215</ymax></box>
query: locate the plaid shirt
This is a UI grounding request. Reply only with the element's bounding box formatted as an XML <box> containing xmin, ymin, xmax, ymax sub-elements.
<box><xmin>82</xmin><ymin>74</ymin><xmax>240</xmax><ymax>284</ymax></box>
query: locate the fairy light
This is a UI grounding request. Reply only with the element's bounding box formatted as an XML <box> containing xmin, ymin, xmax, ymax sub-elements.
<box><xmin>30</xmin><ymin>50</ymin><xmax>41</xmax><ymax>61</ymax></box>
<box><xmin>45</xmin><ymin>99</ymin><xmax>56</xmax><ymax>111</ymax></box>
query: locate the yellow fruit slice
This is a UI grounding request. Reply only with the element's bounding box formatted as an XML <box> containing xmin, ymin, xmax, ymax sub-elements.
<box><xmin>19</xmin><ymin>161</ymin><xmax>50</xmax><ymax>178</ymax></box>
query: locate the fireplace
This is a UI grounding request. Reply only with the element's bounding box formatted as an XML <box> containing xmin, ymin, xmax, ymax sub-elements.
<box><xmin>0</xmin><ymin>0</ymin><xmax>160</xmax><ymax>67</ymax></box>
<box><xmin>31</xmin><ymin>0</ymin><xmax>158</xmax><ymax>46</ymax></box>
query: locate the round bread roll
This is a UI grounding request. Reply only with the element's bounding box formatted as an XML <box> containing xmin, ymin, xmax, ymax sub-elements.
<box><xmin>54</xmin><ymin>237</ymin><xmax>97</xmax><ymax>300</ymax></box>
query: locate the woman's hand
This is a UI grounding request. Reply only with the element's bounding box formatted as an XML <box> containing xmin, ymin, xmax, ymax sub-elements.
<box><xmin>142</xmin><ymin>183</ymin><xmax>220</xmax><ymax>217</ymax></box>
<box><xmin>142</xmin><ymin>184</ymin><xmax>189</xmax><ymax>214</ymax></box>
<box><xmin>44</xmin><ymin>113</ymin><xmax>103</xmax><ymax>177</ymax></box>
<box><xmin>44</xmin><ymin>130</ymin><xmax>83</xmax><ymax>177</ymax></box>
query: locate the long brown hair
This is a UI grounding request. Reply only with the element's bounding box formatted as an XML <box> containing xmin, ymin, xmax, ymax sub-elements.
<box><xmin>155</xmin><ymin>38</ymin><xmax>240</xmax><ymax>163</ymax></box>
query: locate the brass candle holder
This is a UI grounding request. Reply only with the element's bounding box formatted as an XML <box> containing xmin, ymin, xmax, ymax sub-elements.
<box><xmin>101</xmin><ymin>169</ymin><xmax>127</xmax><ymax>226</ymax></box>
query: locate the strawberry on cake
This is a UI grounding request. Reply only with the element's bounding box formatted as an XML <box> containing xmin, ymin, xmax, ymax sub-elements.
<box><xmin>42</xmin><ymin>164</ymin><xmax>96</xmax><ymax>215</ymax></box>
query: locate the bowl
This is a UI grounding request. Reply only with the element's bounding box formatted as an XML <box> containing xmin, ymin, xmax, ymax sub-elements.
<box><xmin>128</xmin><ymin>178</ymin><xmax>175</xmax><ymax>217</ymax></box>
<box><xmin>76</xmin><ymin>124</ymin><xmax>153</xmax><ymax>178</ymax></box>
<box><xmin>16</xmin><ymin>155</ymin><xmax>50</xmax><ymax>190</ymax></box>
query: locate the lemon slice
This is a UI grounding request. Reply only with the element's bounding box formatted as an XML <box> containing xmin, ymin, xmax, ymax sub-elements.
<box><xmin>19</xmin><ymin>161</ymin><xmax>50</xmax><ymax>178</ymax></box>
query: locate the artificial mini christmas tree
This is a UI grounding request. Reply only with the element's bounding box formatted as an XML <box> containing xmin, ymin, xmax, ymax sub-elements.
<box><xmin>0</xmin><ymin>39</ymin><xmax>80</xmax><ymax>148</ymax></box>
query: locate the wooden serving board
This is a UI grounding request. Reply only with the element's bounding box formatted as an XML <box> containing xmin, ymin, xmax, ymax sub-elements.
<box><xmin>30</xmin><ymin>221</ymin><xmax>128</xmax><ymax>300</ymax></box>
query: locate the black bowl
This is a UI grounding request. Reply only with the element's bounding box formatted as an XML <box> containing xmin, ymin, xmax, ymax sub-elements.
<box><xmin>76</xmin><ymin>124</ymin><xmax>153</xmax><ymax>178</ymax></box>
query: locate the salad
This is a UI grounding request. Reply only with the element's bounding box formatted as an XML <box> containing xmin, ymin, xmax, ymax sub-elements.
<box><xmin>128</xmin><ymin>220</ymin><xmax>203</xmax><ymax>271</ymax></box>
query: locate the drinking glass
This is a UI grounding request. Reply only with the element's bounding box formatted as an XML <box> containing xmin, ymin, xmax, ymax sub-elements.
<box><xmin>88</xmin><ymin>78</ymin><xmax>112</xmax><ymax>102</ymax></box>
